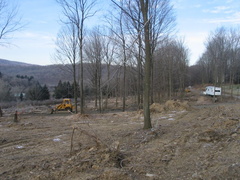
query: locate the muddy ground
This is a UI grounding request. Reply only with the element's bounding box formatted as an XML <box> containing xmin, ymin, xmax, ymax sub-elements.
<box><xmin>0</xmin><ymin>91</ymin><xmax>239</xmax><ymax>180</ymax></box>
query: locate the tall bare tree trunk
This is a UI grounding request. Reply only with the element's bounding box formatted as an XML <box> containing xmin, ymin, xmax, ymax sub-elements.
<box><xmin>140</xmin><ymin>0</ymin><xmax>152</xmax><ymax>129</ymax></box>
<box><xmin>80</xmin><ymin>35</ymin><xmax>84</xmax><ymax>114</ymax></box>
<box><xmin>105</xmin><ymin>63</ymin><xmax>110</xmax><ymax>109</ymax></box>
<box><xmin>73</xmin><ymin>69</ymin><xmax>78</xmax><ymax>113</ymax></box>
<box><xmin>116</xmin><ymin>75</ymin><xmax>120</xmax><ymax>108</ymax></box>
<box><xmin>137</xmin><ymin>51</ymin><xmax>142</xmax><ymax>109</ymax></box>
<box><xmin>123</xmin><ymin>49</ymin><xmax>126</xmax><ymax>112</ymax></box>
<box><xmin>151</xmin><ymin>56</ymin><xmax>154</xmax><ymax>103</ymax></box>
<box><xmin>94</xmin><ymin>70</ymin><xmax>98</xmax><ymax>108</ymax></box>
<box><xmin>137</xmin><ymin>31</ymin><xmax>143</xmax><ymax>109</ymax></box>
<box><xmin>98</xmin><ymin>62</ymin><xmax>102</xmax><ymax>113</ymax></box>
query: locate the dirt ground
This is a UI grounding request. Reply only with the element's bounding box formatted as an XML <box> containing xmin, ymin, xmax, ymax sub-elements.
<box><xmin>0</xmin><ymin>91</ymin><xmax>240</xmax><ymax>180</ymax></box>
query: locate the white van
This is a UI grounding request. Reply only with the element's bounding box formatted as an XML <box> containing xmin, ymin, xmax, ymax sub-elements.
<box><xmin>203</xmin><ymin>86</ymin><xmax>221</xmax><ymax>96</ymax></box>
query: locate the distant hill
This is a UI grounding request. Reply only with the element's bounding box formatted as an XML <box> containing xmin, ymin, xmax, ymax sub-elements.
<box><xmin>0</xmin><ymin>58</ymin><xmax>36</xmax><ymax>67</ymax></box>
<box><xmin>0</xmin><ymin>59</ymin><xmax>73</xmax><ymax>86</ymax></box>
<box><xmin>0</xmin><ymin>59</ymin><xmax>116</xmax><ymax>87</ymax></box>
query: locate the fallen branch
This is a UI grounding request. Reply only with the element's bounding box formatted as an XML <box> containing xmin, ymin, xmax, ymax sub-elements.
<box><xmin>69</xmin><ymin>125</ymin><xmax>107</xmax><ymax>156</ymax></box>
<box><xmin>78</xmin><ymin>127</ymin><xmax>102</xmax><ymax>148</ymax></box>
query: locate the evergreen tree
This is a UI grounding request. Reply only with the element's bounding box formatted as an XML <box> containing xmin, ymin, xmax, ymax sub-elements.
<box><xmin>54</xmin><ymin>80</ymin><xmax>74</xmax><ymax>99</ymax></box>
<box><xmin>20</xmin><ymin>93</ymin><xmax>23</xmax><ymax>101</ymax></box>
<box><xmin>41</xmin><ymin>85</ymin><xmax>50</xmax><ymax>100</ymax></box>
<box><xmin>54</xmin><ymin>80</ymin><xmax>63</xmax><ymax>99</ymax></box>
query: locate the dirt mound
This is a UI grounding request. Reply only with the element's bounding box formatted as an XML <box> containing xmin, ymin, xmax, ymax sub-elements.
<box><xmin>150</xmin><ymin>100</ymin><xmax>190</xmax><ymax>113</ymax></box>
<box><xmin>150</xmin><ymin>103</ymin><xmax>164</xmax><ymax>113</ymax></box>
<box><xmin>164</xmin><ymin>100</ymin><xmax>190</xmax><ymax>111</ymax></box>
<box><xmin>196</xmin><ymin>96</ymin><xmax>212</xmax><ymax>104</ymax></box>
<box><xmin>198</xmin><ymin>129</ymin><xmax>224</xmax><ymax>142</ymax></box>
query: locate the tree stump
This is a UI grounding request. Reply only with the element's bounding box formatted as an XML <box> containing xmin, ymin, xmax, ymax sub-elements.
<box><xmin>14</xmin><ymin>111</ymin><xmax>18</xmax><ymax>123</ymax></box>
<box><xmin>0</xmin><ymin>107</ymin><xmax>2</xmax><ymax>117</ymax></box>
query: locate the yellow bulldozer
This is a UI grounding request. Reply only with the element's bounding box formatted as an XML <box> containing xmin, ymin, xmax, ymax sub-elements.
<box><xmin>55</xmin><ymin>98</ymin><xmax>74</xmax><ymax>112</ymax></box>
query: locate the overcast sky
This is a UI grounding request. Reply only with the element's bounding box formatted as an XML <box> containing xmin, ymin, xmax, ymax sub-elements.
<box><xmin>0</xmin><ymin>0</ymin><xmax>239</xmax><ymax>66</ymax></box>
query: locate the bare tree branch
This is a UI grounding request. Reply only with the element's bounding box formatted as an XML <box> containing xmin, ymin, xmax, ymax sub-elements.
<box><xmin>0</xmin><ymin>0</ymin><xmax>23</xmax><ymax>45</ymax></box>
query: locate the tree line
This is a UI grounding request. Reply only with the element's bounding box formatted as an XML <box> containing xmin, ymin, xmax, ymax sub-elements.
<box><xmin>190</xmin><ymin>26</ymin><xmax>240</xmax><ymax>95</ymax></box>
<box><xmin>0</xmin><ymin>73</ymin><xmax>50</xmax><ymax>101</ymax></box>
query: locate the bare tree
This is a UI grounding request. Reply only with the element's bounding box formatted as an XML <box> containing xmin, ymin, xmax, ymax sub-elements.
<box><xmin>54</xmin><ymin>24</ymin><xmax>79</xmax><ymax>113</ymax></box>
<box><xmin>102</xmin><ymin>31</ymin><xmax>117</xmax><ymax>110</ymax></box>
<box><xmin>122</xmin><ymin>0</ymin><xmax>144</xmax><ymax>109</ymax></box>
<box><xmin>0</xmin><ymin>0</ymin><xmax>22</xmax><ymax>45</ymax></box>
<box><xmin>119</xmin><ymin>0</ymin><xmax>176</xmax><ymax>104</ymax></box>
<box><xmin>0</xmin><ymin>79</ymin><xmax>12</xmax><ymax>101</ymax></box>
<box><xmin>85</xmin><ymin>27</ymin><xmax>120</xmax><ymax>112</ymax></box>
<box><xmin>139</xmin><ymin>0</ymin><xmax>152</xmax><ymax>129</ymax></box>
<box><xmin>228</xmin><ymin>28</ymin><xmax>240</xmax><ymax>96</ymax></box>
<box><xmin>140</xmin><ymin>0</ymin><xmax>175</xmax><ymax>128</ymax></box>
<box><xmin>195</xmin><ymin>27</ymin><xmax>240</xmax><ymax>97</ymax></box>
<box><xmin>196</xmin><ymin>52</ymin><xmax>211</xmax><ymax>84</ymax></box>
<box><xmin>57</xmin><ymin>0</ymin><xmax>97</xmax><ymax>114</ymax></box>
<box><xmin>84</xmin><ymin>28</ymin><xmax>103</xmax><ymax>112</ymax></box>
<box><xmin>149</xmin><ymin>37</ymin><xmax>189</xmax><ymax>103</ymax></box>
<box><xmin>106</xmin><ymin>2</ymin><xmax>129</xmax><ymax>112</ymax></box>
<box><xmin>111</xmin><ymin>0</ymin><xmax>176</xmax><ymax>129</ymax></box>
<box><xmin>206</xmin><ymin>27</ymin><xmax>228</xmax><ymax>88</ymax></box>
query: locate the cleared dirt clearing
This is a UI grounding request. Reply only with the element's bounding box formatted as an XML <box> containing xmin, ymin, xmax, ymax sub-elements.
<box><xmin>0</xmin><ymin>97</ymin><xmax>240</xmax><ymax>179</ymax></box>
